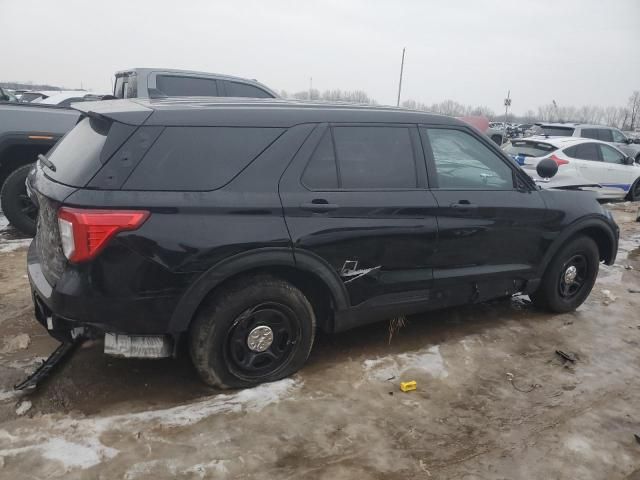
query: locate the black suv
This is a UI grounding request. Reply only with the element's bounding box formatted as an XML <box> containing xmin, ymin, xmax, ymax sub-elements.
<box><xmin>27</xmin><ymin>98</ymin><xmax>619</xmax><ymax>389</ymax></box>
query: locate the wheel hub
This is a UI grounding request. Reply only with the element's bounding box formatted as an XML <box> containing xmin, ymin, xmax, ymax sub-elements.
<box><xmin>246</xmin><ymin>325</ymin><xmax>274</xmax><ymax>352</ymax></box>
<box><xmin>564</xmin><ymin>265</ymin><xmax>578</xmax><ymax>285</ymax></box>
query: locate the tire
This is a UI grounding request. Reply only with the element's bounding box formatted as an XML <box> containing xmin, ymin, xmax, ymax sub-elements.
<box><xmin>189</xmin><ymin>275</ymin><xmax>316</xmax><ymax>389</ymax></box>
<box><xmin>530</xmin><ymin>236</ymin><xmax>599</xmax><ymax>313</ymax></box>
<box><xmin>626</xmin><ymin>178</ymin><xmax>640</xmax><ymax>201</ymax></box>
<box><xmin>0</xmin><ymin>164</ymin><xmax>37</xmax><ymax>236</ymax></box>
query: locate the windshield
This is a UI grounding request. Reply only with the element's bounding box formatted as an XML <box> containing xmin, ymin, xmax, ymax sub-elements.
<box><xmin>503</xmin><ymin>140</ymin><xmax>557</xmax><ymax>158</ymax></box>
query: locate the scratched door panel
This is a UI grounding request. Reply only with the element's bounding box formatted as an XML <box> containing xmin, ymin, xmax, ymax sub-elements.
<box><xmin>279</xmin><ymin>123</ymin><xmax>439</xmax><ymax>306</ymax></box>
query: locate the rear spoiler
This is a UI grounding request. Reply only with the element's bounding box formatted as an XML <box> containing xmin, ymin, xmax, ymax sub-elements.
<box><xmin>71</xmin><ymin>99</ymin><xmax>153</xmax><ymax>126</ymax></box>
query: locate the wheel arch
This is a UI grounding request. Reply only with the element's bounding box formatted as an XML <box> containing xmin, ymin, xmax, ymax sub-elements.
<box><xmin>0</xmin><ymin>135</ymin><xmax>57</xmax><ymax>187</ymax></box>
<box><xmin>539</xmin><ymin>217</ymin><xmax>618</xmax><ymax>277</ymax></box>
<box><xmin>168</xmin><ymin>248</ymin><xmax>349</xmax><ymax>334</ymax></box>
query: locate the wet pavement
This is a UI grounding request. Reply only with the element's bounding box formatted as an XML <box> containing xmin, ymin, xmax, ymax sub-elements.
<box><xmin>0</xmin><ymin>204</ymin><xmax>639</xmax><ymax>479</ymax></box>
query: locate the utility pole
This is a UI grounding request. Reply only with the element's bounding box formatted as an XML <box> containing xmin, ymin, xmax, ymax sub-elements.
<box><xmin>309</xmin><ymin>77</ymin><xmax>313</xmax><ymax>101</ymax></box>
<box><xmin>396</xmin><ymin>47</ymin><xmax>405</xmax><ymax>107</ymax></box>
<box><xmin>502</xmin><ymin>90</ymin><xmax>511</xmax><ymax>144</ymax></box>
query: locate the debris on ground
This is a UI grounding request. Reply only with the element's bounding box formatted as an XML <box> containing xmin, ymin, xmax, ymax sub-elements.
<box><xmin>388</xmin><ymin>316</ymin><xmax>407</xmax><ymax>344</ymax></box>
<box><xmin>628</xmin><ymin>288</ymin><xmax>640</xmax><ymax>294</ymax></box>
<box><xmin>601</xmin><ymin>289</ymin><xmax>617</xmax><ymax>305</ymax></box>
<box><xmin>400</xmin><ymin>380</ymin><xmax>417</xmax><ymax>392</ymax></box>
<box><xmin>15</xmin><ymin>400</ymin><xmax>32</xmax><ymax>416</ymax></box>
<box><xmin>506</xmin><ymin>372</ymin><xmax>541</xmax><ymax>393</ymax></box>
<box><xmin>1</xmin><ymin>333</ymin><xmax>31</xmax><ymax>354</ymax></box>
<box><xmin>556</xmin><ymin>350</ymin><xmax>577</xmax><ymax>363</ymax></box>
<box><xmin>635</xmin><ymin>434</ymin><xmax>640</xmax><ymax>445</ymax></box>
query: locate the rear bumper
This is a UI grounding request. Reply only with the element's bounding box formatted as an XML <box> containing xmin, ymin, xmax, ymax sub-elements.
<box><xmin>27</xmin><ymin>240</ymin><xmax>189</xmax><ymax>336</ymax></box>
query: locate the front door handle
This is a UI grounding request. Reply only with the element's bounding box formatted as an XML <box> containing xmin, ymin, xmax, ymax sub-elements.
<box><xmin>301</xmin><ymin>199</ymin><xmax>339</xmax><ymax>212</ymax></box>
<box><xmin>450</xmin><ymin>201</ymin><xmax>478</xmax><ymax>210</ymax></box>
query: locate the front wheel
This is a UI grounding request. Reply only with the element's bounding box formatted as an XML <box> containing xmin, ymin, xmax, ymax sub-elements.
<box><xmin>189</xmin><ymin>275</ymin><xmax>316</xmax><ymax>389</ymax></box>
<box><xmin>1</xmin><ymin>164</ymin><xmax>37</xmax><ymax>236</ymax></box>
<box><xmin>530</xmin><ymin>236</ymin><xmax>599</xmax><ymax>313</ymax></box>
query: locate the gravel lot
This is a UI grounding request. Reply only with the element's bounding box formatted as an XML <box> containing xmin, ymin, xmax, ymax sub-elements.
<box><xmin>0</xmin><ymin>204</ymin><xmax>639</xmax><ymax>479</ymax></box>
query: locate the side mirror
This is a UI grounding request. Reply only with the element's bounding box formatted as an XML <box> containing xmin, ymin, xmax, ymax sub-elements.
<box><xmin>623</xmin><ymin>156</ymin><xmax>635</xmax><ymax>165</ymax></box>
<box><xmin>536</xmin><ymin>158</ymin><xmax>558</xmax><ymax>178</ymax></box>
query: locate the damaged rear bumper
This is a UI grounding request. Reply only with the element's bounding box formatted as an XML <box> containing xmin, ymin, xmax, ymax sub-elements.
<box><xmin>27</xmin><ymin>241</ymin><xmax>174</xmax><ymax>358</ymax></box>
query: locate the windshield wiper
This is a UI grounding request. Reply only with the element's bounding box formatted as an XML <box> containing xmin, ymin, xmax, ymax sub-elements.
<box><xmin>37</xmin><ymin>154</ymin><xmax>56</xmax><ymax>172</ymax></box>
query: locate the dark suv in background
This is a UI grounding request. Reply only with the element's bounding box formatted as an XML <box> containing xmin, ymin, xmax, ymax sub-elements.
<box><xmin>27</xmin><ymin>98</ymin><xmax>618</xmax><ymax>388</ymax></box>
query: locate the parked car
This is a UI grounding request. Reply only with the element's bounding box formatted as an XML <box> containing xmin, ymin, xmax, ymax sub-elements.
<box><xmin>18</xmin><ymin>90</ymin><xmax>66</xmax><ymax>103</ymax></box>
<box><xmin>0</xmin><ymin>87</ymin><xmax>18</xmax><ymax>102</ymax></box>
<box><xmin>26</xmin><ymin>97</ymin><xmax>618</xmax><ymax>389</ymax></box>
<box><xmin>503</xmin><ymin>136</ymin><xmax>640</xmax><ymax>200</ymax></box>
<box><xmin>534</xmin><ymin>123</ymin><xmax>640</xmax><ymax>162</ymax></box>
<box><xmin>34</xmin><ymin>92</ymin><xmax>111</xmax><ymax>107</ymax></box>
<box><xmin>113</xmin><ymin>68</ymin><xmax>278</xmax><ymax>99</ymax></box>
<box><xmin>0</xmin><ymin>103</ymin><xmax>80</xmax><ymax>234</ymax></box>
<box><xmin>0</xmin><ymin>68</ymin><xmax>279</xmax><ymax>236</ymax></box>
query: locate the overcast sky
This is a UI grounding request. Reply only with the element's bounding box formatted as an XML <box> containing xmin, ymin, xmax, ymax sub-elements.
<box><xmin>2</xmin><ymin>0</ymin><xmax>638</xmax><ymax>114</ymax></box>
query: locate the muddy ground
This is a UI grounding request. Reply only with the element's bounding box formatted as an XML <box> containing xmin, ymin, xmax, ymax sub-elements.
<box><xmin>0</xmin><ymin>204</ymin><xmax>639</xmax><ymax>479</ymax></box>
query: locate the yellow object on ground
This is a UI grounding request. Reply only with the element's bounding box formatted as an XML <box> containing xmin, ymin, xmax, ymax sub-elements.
<box><xmin>400</xmin><ymin>380</ymin><xmax>417</xmax><ymax>392</ymax></box>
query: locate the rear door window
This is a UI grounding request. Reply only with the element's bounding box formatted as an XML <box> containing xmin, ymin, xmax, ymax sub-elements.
<box><xmin>332</xmin><ymin>126</ymin><xmax>417</xmax><ymax>189</ymax></box>
<box><xmin>302</xmin><ymin>126</ymin><xmax>418</xmax><ymax>190</ymax></box>
<box><xmin>224</xmin><ymin>81</ymin><xmax>272</xmax><ymax>98</ymax></box>
<box><xmin>565</xmin><ymin>142</ymin><xmax>601</xmax><ymax>161</ymax></box>
<box><xmin>155</xmin><ymin>75</ymin><xmax>219</xmax><ymax>97</ymax></box>
<box><xmin>123</xmin><ymin>127</ymin><xmax>284</xmax><ymax>191</ymax></box>
<box><xmin>424</xmin><ymin>128</ymin><xmax>514</xmax><ymax>190</ymax></box>
<box><xmin>44</xmin><ymin>117</ymin><xmax>111</xmax><ymax>187</ymax></box>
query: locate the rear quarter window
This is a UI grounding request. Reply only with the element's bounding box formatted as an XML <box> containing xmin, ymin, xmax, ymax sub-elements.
<box><xmin>122</xmin><ymin>127</ymin><xmax>284</xmax><ymax>191</ymax></box>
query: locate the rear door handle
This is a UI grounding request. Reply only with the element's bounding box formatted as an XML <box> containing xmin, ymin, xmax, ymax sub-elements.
<box><xmin>450</xmin><ymin>202</ymin><xmax>478</xmax><ymax>209</ymax></box>
<box><xmin>301</xmin><ymin>200</ymin><xmax>339</xmax><ymax>212</ymax></box>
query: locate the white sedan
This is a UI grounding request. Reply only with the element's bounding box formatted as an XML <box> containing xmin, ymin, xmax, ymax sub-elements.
<box><xmin>503</xmin><ymin>136</ymin><xmax>640</xmax><ymax>200</ymax></box>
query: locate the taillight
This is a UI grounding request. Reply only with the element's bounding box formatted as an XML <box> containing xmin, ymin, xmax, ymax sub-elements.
<box><xmin>550</xmin><ymin>154</ymin><xmax>569</xmax><ymax>166</ymax></box>
<box><xmin>57</xmin><ymin>208</ymin><xmax>150</xmax><ymax>263</ymax></box>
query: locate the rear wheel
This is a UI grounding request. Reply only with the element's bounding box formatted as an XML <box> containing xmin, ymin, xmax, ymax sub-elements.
<box><xmin>0</xmin><ymin>164</ymin><xmax>37</xmax><ymax>236</ymax></box>
<box><xmin>189</xmin><ymin>275</ymin><xmax>316</xmax><ymax>389</ymax></box>
<box><xmin>530</xmin><ymin>236</ymin><xmax>599</xmax><ymax>313</ymax></box>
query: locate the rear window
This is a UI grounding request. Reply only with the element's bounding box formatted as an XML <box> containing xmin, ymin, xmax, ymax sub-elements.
<box><xmin>44</xmin><ymin>117</ymin><xmax>110</xmax><ymax>186</ymax></box>
<box><xmin>503</xmin><ymin>140</ymin><xmax>557</xmax><ymax>158</ymax></box>
<box><xmin>122</xmin><ymin>127</ymin><xmax>284</xmax><ymax>191</ymax></box>
<box><xmin>539</xmin><ymin>126</ymin><xmax>575</xmax><ymax>136</ymax></box>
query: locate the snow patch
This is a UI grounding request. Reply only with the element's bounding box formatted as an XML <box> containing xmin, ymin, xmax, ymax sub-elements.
<box><xmin>0</xmin><ymin>238</ymin><xmax>32</xmax><ymax>253</ymax></box>
<box><xmin>0</xmin><ymin>378</ymin><xmax>302</xmax><ymax>470</ymax></box>
<box><xmin>363</xmin><ymin>345</ymin><xmax>448</xmax><ymax>381</ymax></box>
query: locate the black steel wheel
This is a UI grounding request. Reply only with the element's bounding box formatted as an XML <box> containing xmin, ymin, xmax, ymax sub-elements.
<box><xmin>530</xmin><ymin>236</ymin><xmax>599</xmax><ymax>313</ymax></box>
<box><xmin>189</xmin><ymin>275</ymin><xmax>315</xmax><ymax>389</ymax></box>
<box><xmin>225</xmin><ymin>302</ymin><xmax>301</xmax><ymax>380</ymax></box>
<box><xmin>557</xmin><ymin>254</ymin><xmax>588</xmax><ymax>299</ymax></box>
